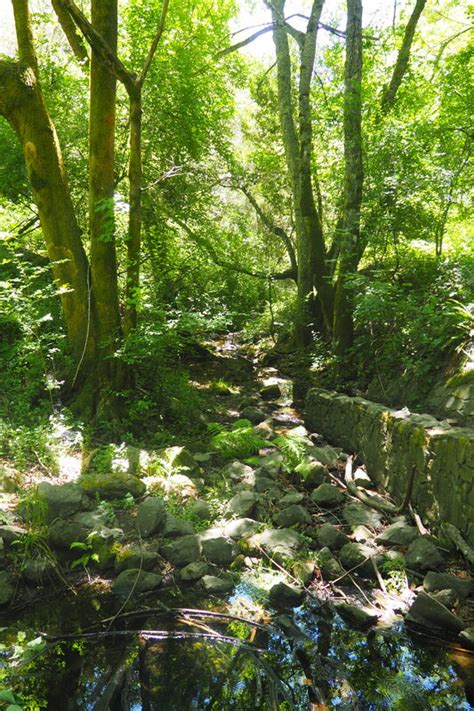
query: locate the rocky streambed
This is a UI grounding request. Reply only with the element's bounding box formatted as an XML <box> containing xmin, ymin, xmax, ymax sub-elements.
<box><xmin>0</xmin><ymin>341</ymin><xmax>473</xmax><ymax>708</ymax></box>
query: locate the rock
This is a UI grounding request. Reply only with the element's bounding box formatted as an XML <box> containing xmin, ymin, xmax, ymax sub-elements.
<box><xmin>269</xmin><ymin>582</ymin><xmax>304</xmax><ymax>609</ymax></box>
<box><xmin>0</xmin><ymin>570</ymin><xmax>14</xmax><ymax>606</ymax></box>
<box><xmin>376</xmin><ymin>522</ymin><xmax>419</xmax><ymax>547</ymax></box>
<box><xmin>353</xmin><ymin>467</ymin><xmax>373</xmax><ymax>490</ymax></box>
<box><xmin>342</xmin><ymin>503</ymin><xmax>383</xmax><ymax>530</ymax></box>
<box><xmin>405</xmin><ymin>537</ymin><xmax>444</xmax><ymax>572</ymax></box>
<box><xmin>201</xmin><ymin>575</ymin><xmax>234</xmax><ymax>593</ymax></box>
<box><xmin>292</xmin><ymin>560</ymin><xmax>314</xmax><ymax>585</ymax></box>
<box><xmin>423</xmin><ymin>571</ymin><xmax>473</xmax><ymax>600</ymax></box>
<box><xmin>238</xmin><ymin>396</ymin><xmax>260</xmax><ymax>411</ymax></box>
<box><xmin>459</xmin><ymin>628</ymin><xmax>474</xmax><ymax>650</ymax></box>
<box><xmin>137</xmin><ymin>497</ymin><xmax>166</xmax><ymax>538</ymax></box>
<box><xmin>254</xmin><ymin>477</ymin><xmax>280</xmax><ymax>494</ymax></box>
<box><xmin>48</xmin><ymin>519</ymin><xmax>89</xmax><ymax>549</ymax></box>
<box><xmin>228</xmin><ymin>491</ymin><xmax>259</xmax><ymax>517</ymax></box>
<box><xmin>201</xmin><ymin>537</ymin><xmax>236</xmax><ymax>565</ymax></box>
<box><xmin>248</xmin><ymin>528</ymin><xmax>302</xmax><ymax>560</ymax></box>
<box><xmin>315</xmin><ymin>523</ymin><xmax>349</xmax><ymax>551</ymax></box>
<box><xmin>0</xmin><ymin>539</ymin><xmax>5</xmax><ymax>569</ymax></box>
<box><xmin>339</xmin><ymin>542</ymin><xmax>378</xmax><ymax>577</ymax></box>
<box><xmin>260</xmin><ymin>384</ymin><xmax>282</xmax><ymax>400</ymax></box>
<box><xmin>0</xmin><ymin>524</ymin><xmax>25</xmax><ymax>546</ymax></box>
<box><xmin>296</xmin><ymin>461</ymin><xmax>329</xmax><ymax>488</ymax></box>
<box><xmin>37</xmin><ymin>482</ymin><xmax>92</xmax><ymax>522</ymax></box>
<box><xmin>279</xmin><ymin>492</ymin><xmax>305</xmax><ymax>506</ymax></box>
<box><xmin>115</xmin><ymin>546</ymin><xmax>159</xmax><ymax>572</ymax></box>
<box><xmin>224</xmin><ymin>518</ymin><xmax>260</xmax><ymax>540</ymax></box>
<box><xmin>79</xmin><ymin>471</ymin><xmax>145</xmax><ymax>500</ymax></box>
<box><xmin>161</xmin><ymin>535</ymin><xmax>201</xmax><ymax>567</ymax></box>
<box><xmin>239</xmin><ymin>407</ymin><xmax>267</xmax><ymax>425</ymax></box>
<box><xmin>0</xmin><ymin>464</ymin><xmax>21</xmax><ymax>493</ymax></box>
<box><xmin>274</xmin><ymin>505</ymin><xmax>311</xmax><ymax>528</ymax></box>
<box><xmin>162</xmin><ymin>514</ymin><xmax>195</xmax><ymax>538</ymax></box>
<box><xmin>310</xmin><ymin>483</ymin><xmax>345</xmax><ymax>507</ymax></box>
<box><xmin>320</xmin><ymin>549</ymin><xmax>345</xmax><ymax>580</ymax></box>
<box><xmin>73</xmin><ymin>508</ymin><xmax>113</xmax><ymax>530</ymax></box>
<box><xmin>159</xmin><ymin>446</ymin><xmax>199</xmax><ymax>474</ymax></box>
<box><xmin>336</xmin><ymin>603</ymin><xmax>379</xmax><ymax>631</ymax></box>
<box><xmin>431</xmin><ymin>589</ymin><xmax>458</xmax><ymax>610</ymax></box>
<box><xmin>308</xmin><ymin>445</ymin><xmax>341</xmax><ymax>467</ymax></box>
<box><xmin>255</xmin><ymin>421</ymin><xmax>275</xmax><ymax>439</ymax></box>
<box><xmin>188</xmin><ymin>500</ymin><xmax>212</xmax><ymax>520</ymax></box>
<box><xmin>406</xmin><ymin>591</ymin><xmax>464</xmax><ymax>633</ymax></box>
<box><xmin>22</xmin><ymin>559</ymin><xmax>56</xmax><ymax>585</ymax></box>
<box><xmin>112</xmin><ymin>569</ymin><xmax>162</xmax><ymax>597</ymax></box>
<box><xmin>352</xmin><ymin>525</ymin><xmax>376</xmax><ymax>543</ymax></box>
<box><xmin>180</xmin><ymin>561</ymin><xmax>209</xmax><ymax>582</ymax></box>
<box><xmin>223</xmin><ymin>461</ymin><xmax>255</xmax><ymax>482</ymax></box>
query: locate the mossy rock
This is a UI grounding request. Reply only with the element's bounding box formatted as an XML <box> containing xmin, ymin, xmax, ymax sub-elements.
<box><xmin>79</xmin><ymin>470</ymin><xmax>146</xmax><ymax>500</ymax></box>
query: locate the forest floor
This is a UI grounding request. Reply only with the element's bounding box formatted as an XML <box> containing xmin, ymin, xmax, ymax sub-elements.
<box><xmin>1</xmin><ymin>335</ymin><xmax>474</xmax><ymax>707</ymax></box>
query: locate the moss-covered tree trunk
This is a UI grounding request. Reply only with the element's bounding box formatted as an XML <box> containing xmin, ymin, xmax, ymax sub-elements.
<box><xmin>1</xmin><ymin>1</ymin><xmax>99</xmax><ymax>405</ymax></box>
<box><xmin>333</xmin><ymin>0</ymin><xmax>363</xmax><ymax>357</ymax></box>
<box><xmin>89</xmin><ymin>0</ymin><xmax>123</xmax><ymax>401</ymax></box>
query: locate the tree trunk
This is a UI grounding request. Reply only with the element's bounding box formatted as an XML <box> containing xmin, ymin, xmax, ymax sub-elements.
<box><xmin>89</xmin><ymin>0</ymin><xmax>123</xmax><ymax>400</ymax></box>
<box><xmin>124</xmin><ymin>84</ymin><xmax>143</xmax><ymax>336</ymax></box>
<box><xmin>333</xmin><ymin>0</ymin><xmax>363</xmax><ymax>358</ymax></box>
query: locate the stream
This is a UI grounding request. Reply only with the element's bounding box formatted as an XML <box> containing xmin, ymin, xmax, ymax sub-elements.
<box><xmin>1</xmin><ymin>336</ymin><xmax>473</xmax><ymax>709</ymax></box>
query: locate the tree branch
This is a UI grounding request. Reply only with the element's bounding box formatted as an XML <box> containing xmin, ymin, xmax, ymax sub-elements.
<box><xmin>381</xmin><ymin>0</ymin><xmax>427</xmax><ymax>114</ymax></box>
<box><xmin>217</xmin><ymin>25</ymin><xmax>275</xmax><ymax>57</ymax></box>
<box><xmin>51</xmin><ymin>0</ymin><xmax>89</xmax><ymax>68</ymax></box>
<box><xmin>139</xmin><ymin>0</ymin><xmax>170</xmax><ymax>85</ymax></box>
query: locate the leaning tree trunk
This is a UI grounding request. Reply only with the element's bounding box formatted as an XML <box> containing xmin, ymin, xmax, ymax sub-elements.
<box><xmin>89</xmin><ymin>0</ymin><xmax>123</xmax><ymax>400</ymax></box>
<box><xmin>333</xmin><ymin>0</ymin><xmax>363</xmax><ymax>358</ymax></box>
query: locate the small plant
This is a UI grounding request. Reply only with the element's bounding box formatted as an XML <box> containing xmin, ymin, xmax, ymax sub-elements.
<box><xmin>70</xmin><ymin>534</ymin><xmax>100</xmax><ymax>571</ymax></box>
<box><xmin>274</xmin><ymin>431</ymin><xmax>308</xmax><ymax>472</ymax></box>
<box><xmin>208</xmin><ymin>420</ymin><xmax>267</xmax><ymax>459</ymax></box>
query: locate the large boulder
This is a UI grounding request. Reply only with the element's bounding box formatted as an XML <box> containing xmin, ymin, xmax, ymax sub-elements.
<box><xmin>22</xmin><ymin>559</ymin><xmax>56</xmax><ymax>585</ymax></box>
<box><xmin>0</xmin><ymin>571</ymin><xmax>14</xmax><ymax>606</ymax></box>
<box><xmin>37</xmin><ymin>482</ymin><xmax>92</xmax><ymax>522</ymax></box>
<box><xmin>48</xmin><ymin>519</ymin><xmax>89</xmax><ymax>549</ymax></box>
<box><xmin>79</xmin><ymin>470</ymin><xmax>145</xmax><ymax>500</ymax></box>
<box><xmin>376</xmin><ymin>521</ymin><xmax>419</xmax><ymax>547</ymax></box>
<box><xmin>248</xmin><ymin>528</ymin><xmax>302</xmax><ymax>560</ymax></box>
<box><xmin>201</xmin><ymin>536</ymin><xmax>236</xmax><ymax>565</ymax></box>
<box><xmin>239</xmin><ymin>407</ymin><xmax>267</xmax><ymax>424</ymax></box>
<box><xmin>406</xmin><ymin>591</ymin><xmax>464</xmax><ymax>633</ymax></box>
<box><xmin>224</xmin><ymin>518</ymin><xmax>261</xmax><ymax>540</ymax></box>
<box><xmin>228</xmin><ymin>491</ymin><xmax>259</xmax><ymax>517</ymax></box>
<box><xmin>269</xmin><ymin>582</ymin><xmax>304</xmax><ymax>609</ymax></box>
<box><xmin>339</xmin><ymin>542</ymin><xmax>378</xmax><ymax>578</ymax></box>
<box><xmin>336</xmin><ymin>603</ymin><xmax>379</xmax><ymax>631</ymax></box>
<box><xmin>112</xmin><ymin>568</ymin><xmax>162</xmax><ymax>597</ymax></box>
<box><xmin>201</xmin><ymin>574</ymin><xmax>234</xmax><ymax>594</ymax></box>
<box><xmin>310</xmin><ymin>483</ymin><xmax>344</xmax><ymax>508</ymax></box>
<box><xmin>315</xmin><ymin>523</ymin><xmax>349</xmax><ymax>552</ymax></box>
<box><xmin>188</xmin><ymin>500</ymin><xmax>212</xmax><ymax>521</ymax></box>
<box><xmin>423</xmin><ymin>571</ymin><xmax>474</xmax><ymax>600</ymax></box>
<box><xmin>137</xmin><ymin>497</ymin><xmax>166</xmax><ymax>538</ymax></box>
<box><xmin>405</xmin><ymin>537</ymin><xmax>444</xmax><ymax>572</ymax></box>
<box><xmin>180</xmin><ymin>561</ymin><xmax>209</xmax><ymax>582</ymax></box>
<box><xmin>115</xmin><ymin>545</ymin><xmax>160</xmax><ymax>572</ymax></box>
<box><xmin>161</xmin><ymin>535</ymin><xmax>201</xmax><ymax>567</ymax></box>
<box><xmin>342</xmin><ymin>503</ymin><xmax>383</xmax><ymax>530</ymax></box>
<box><xmin>162</xmin><ymin>514</ymin><xmax>195</xmax><ymax>538</ymax></box>
<box><xmin>274</xmin><ymin>505</ymin><xmax>311</xmax><ymax>528</ymax></box>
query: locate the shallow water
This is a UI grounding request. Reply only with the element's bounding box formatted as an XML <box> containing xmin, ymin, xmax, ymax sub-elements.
<box><xmin>2</xmin><ymin>582</ymin><xmax>473</xmax><ymax>710</ymax></box>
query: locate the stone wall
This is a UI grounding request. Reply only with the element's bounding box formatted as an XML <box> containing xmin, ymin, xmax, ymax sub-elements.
<box><xmin>305</xmin><ymin>389</ymin><xmax>474</xmax><ymax>545</ymax></box>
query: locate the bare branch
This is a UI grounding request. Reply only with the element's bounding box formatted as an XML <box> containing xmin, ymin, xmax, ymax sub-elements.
<box><xmin>217</xmin><ymin>25</ymin><xmax>275</xmax><ymax>57</ymax></box>
<box><xmin>51</xmin><ymin>0</ymin><xmax>89</xmax><ymax>69</ymax></box>
<box><xmin>139</xmin><ymin>0</ymin><xmax>170</xmax><ymax>85</ymax></box>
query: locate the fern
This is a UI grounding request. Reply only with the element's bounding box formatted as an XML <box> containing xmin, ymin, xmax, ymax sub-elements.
<box><xmin>209</xmin><ymin>420</ymin><xmax>267</xmax><ymax>459</ymax></box>
<box><xmin>274</xmin><ymin>433</ymin><xmax>308</xmax><ymax>472</ymax></box>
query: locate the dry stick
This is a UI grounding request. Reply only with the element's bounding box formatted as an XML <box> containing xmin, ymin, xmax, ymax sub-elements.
<box><xmin>371</xmin><ymin>557</ymin><xmax>387</xmax><ymax>594</ymax></box>
<box><xmin>442</xmin><ymin>523</ymin><xmax>474</xmax><ymax>567</ymax></box>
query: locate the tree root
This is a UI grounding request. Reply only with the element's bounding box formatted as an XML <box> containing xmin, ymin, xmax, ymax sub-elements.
<box><xmin>442</xmin><ymin>523</ymin><xmax>474</xmax><ymax>567</ymax></box>
<box><xmin>344</xmin><ymin>456</ymin><xmax>415</xmax><ymax>515</ymax></box>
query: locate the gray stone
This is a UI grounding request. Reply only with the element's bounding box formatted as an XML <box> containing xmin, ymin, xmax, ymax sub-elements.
<box><xmin>308</xmin><ymin>445</ymin><xmax>341</xmax><ymax>467</ymax></box>
<box><xmin>22</xmin><ymin>559</ymin><xmax>56</xmax><ymax>585</ymax></box>
<box><xmin>201</xmin><ymin>537</ymin><xmax>236</xmax><ymax>565</ymax></box>
<box><xmin>0</xmin><ymin>570</ymin><xmax>14</xmax><ymax>606</ymax></box>
<box><xmin>239</xmin><ymin>407</ymin><xmax>267</xmax><ymax>425</ymax></box>
<box><xmin>342</xmin><ymin>503</ymin><xmax>383</xmax><ymax>530</ymax></box>
<box><xmin>269</xmin><ymin>582</ymin><xmax>304</xmax><ymax>609</ymax></box>
<box><xmin>201</xmin><ymin>574</ymin><xmax>234</xmax><ymax>593</ymax></box>
<box><xmin>224</xmin><ymin>518</ymin><xmax>260</xmax><ymax>539</ymax></box>
<box><xmin>79</xmin><ymin>471</ymin><xmax>145</xmax><ymax>500</ymax></box>
<box><xmin>115</xmin><ymin>546</ymin><xmax>159</xmax><ymax>572</ymax></box>
<box><xmin>223</xmin><ymin>461</ymin><xmax>255</xmax><ymax>482</ymax></box>
<box><xmin>254</xmin><ymin>477</ymin><xmax>280</xmax><ymax>494</ymax></box>
<box><xmin>159</xmin><ymin>446</ymin><xmax>199</xmax><ymax>474</ymax></box>
<box><xmin>423</xmin><ymin>571</ymin><xmax>473</xmax><ymax>600</ymax></box>
<box><xmin>112</xmin><ymin>568</ymin><xmax>162</xmax><ymax>597</ymax></box>
<box><xmin>315</xmin><ymin>523</ymin><xmax>349</xmax><ymax>551</ymax></box>
<box><xmin>310</xmin><ymin>483</ymin><xmax>345</xmax><ymax>507</ymax></box>
<box><xmin>406</xmin><ymin>537</ymin><xmax>444</xmax><ymax>572</ymax></box>
<box><xmin>188</xmin><ymin>500</ymin><xmax>212</xmax><ymax>520</ymax></box>
<box><xmin>431</xmin><ymin>589</ymin><xmax>458</xmax><ymax>609</ymax></box>
<box><xmin>238</xmin><ymin>396</ymin><xmax>260</xmax><ymax>411</ymax></box>
<box><xmin>37</xmin><ymin>482</ymin><xmax>92</xmax><ymax>522</ymax></box>
<box><xmin>292</xmin><ymin>560</ymin><xmax>314</xmax><ymax>585</ymax></box>
<box><xmin>137</xmin><ymin>497</ymin><xmax>166</xmax><ymax>538</ymax></box>
<box><xmin>296</xmin><ymin>461</ymin><xmax>329</xmax><ymax>488</ymax></box>
<box><xmin>228</xmin><ymin>491</ymin><xmax>259</xmax><ymax>517</ymax></box>
<box><xmin>336</xmin><ymin>603</ymin><xmax>379</xmax><ymax>631</ymax></box>
<box><xmin>0</xmin><ymin>539</ymin><xmax>5</xmax><ymax>569</ymax></box>
<box><xmin>161</xmin><ymin>535</ymin><xmax>201</xmax><ymax>567</ymax></box>
<box><xmin>48</xmin><ymin>519</ymin><xmax>88</xmax><ymax>549</ymax></box>
<box><xmin>319</xmin><ymin>547</ymin><xmax>345</xmax><ymax>581</ymax></box>
<box><xmin>353</xmin><ymin>467</ymin><xmax>373</xmax><ymax>489</ymax></box>
<box><xmin>274</xmin><ymin>505</ymin><xmax>311</xmax><ymax>528</ymax></box>
<box><xmin>248</xmin><ymin>528</ymin><xmax>302</xmax><ymax>560</ymax></box>
<box><xmin>73</xmin><ymin>508</ymin><xmax>113</xmax><ymax>530</ymax></box>
<box><xmin>279</xmin><ymin>492</ymin><xmax>305</xmax><ymax>506</ymax></box>
<box><xmin>0</xmin><ymin>525</ymin><xmax>25</xmax><ymax>546</ymax></box>
<box><xmin>180</xmin><ymin>561</ymin><xmax>209</xmax><ymax>582</ymax></box>
<box><xmin>339</xmin><ymin>542</ymin><xmax>378</xmax><ymax>577</ymax></box>
<box><xmin>376</xmin><ymin>522</ymin><xmax>419</xmax><ymax>547</ymax></box>
<box><xmin>406</xmin><ymin>591</ymin><xmax>464</xmax><ymax>633</ymax></box>
<box><xmin>260</xmin><ymin>384</ymin><xmax>282</xmax><ymax>400</ymax></box>
<box><xmin>0</xmin><ymin>464</ymin><xmax>21</xmax><ymax>493</ymax></box>
<box><xmin>162</xmin><ymin>514</ymin><xmax>195</xmax><ymax>538</ymax></box>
